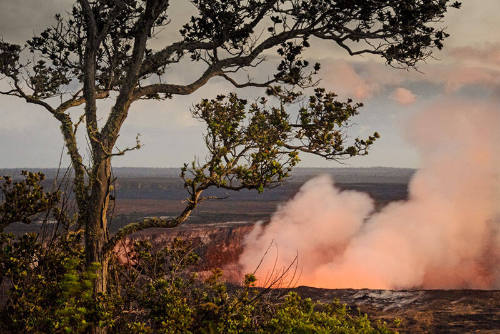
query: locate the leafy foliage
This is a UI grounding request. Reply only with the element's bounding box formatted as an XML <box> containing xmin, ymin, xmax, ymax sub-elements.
<box><xmin>0</xmin><ymin>231</ymin><xmax>117</xmax><ymax>333</ymax></box>
<box><xmin>0</xmin><ymin>0</ymin><xmax>461</xmax><ymax>256</ymax></box>
<box><xmin>266</xmin><ymin>292</ymin><xmax>394</xmax><ymax>334</ymax></box>
<box><xmin>1</xmin><ymin>1</ymin><xmax>461</xmax><ymax>99</ymax></box>
<box><xmin>107</xmin><ymin>239</ymin><xmax>395</xmax><ymax>334</ymax></box>
<box><xmin>182</xmin><ymin>88</ymin><xmax>378</xmax><ymax>196</ymax></box>
<box><xmin>0</xmin><ymin>173</ymin><xmax>116</xmax><ymax>333</ymax></box>
<box><xmin>0</xmin><ymin>171</ymin><xmax>61</xmax><ymax>231</ymax></box>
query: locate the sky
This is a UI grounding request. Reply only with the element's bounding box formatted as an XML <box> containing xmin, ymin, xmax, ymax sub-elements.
<box><xmin>0</xmin><ymin>1</ymin><xmax>499</xmax><ymax>168</ymax></box>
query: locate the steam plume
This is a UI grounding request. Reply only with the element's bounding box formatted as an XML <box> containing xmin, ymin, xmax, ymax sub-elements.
<box><xmin>239</xmin><ymin>100</ymin><xmax>500</xmax><ymax>289</ymax></box>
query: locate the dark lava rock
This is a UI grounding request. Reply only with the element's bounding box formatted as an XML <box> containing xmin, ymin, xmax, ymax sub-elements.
<box><xmin>290</xmin><ymin>287</ymin><xmax>500</xmax><ymax>333</ymax></box>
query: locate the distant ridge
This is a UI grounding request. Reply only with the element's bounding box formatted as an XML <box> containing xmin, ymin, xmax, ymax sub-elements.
<box><xmin>0</xmin><ymin>167</ymin><xmax>415</xmax><ymax>184</ymax></box>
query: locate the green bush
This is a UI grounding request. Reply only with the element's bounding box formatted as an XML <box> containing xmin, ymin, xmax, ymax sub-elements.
<box><xmin>108</xmin><ymin>239</ymin><xmax>393</xmax><ymax>334</ymax></box>
<box><xmin>1</xmin><ymin>232</ymin><xmax>99</xmax><ymax>333</ymax></box>
<box><xmin>0</xmin><ymin>232</ymin><xmax>394</xmax><ymax>333</ymax></box>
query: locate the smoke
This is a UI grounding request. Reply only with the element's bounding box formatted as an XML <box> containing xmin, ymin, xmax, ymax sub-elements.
<box><xmin>238</xmin><ymin>100</ymin><xmax>500</xmax><ymax>289</ymax></box>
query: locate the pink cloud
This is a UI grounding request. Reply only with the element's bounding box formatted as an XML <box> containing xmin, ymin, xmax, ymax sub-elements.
<box><xmin>317</xmin><ymin>43</ymin><xmax>500</xmax><ymax>102</ymax></box>
<box><xmin>441</xmin><ymin>66</ymin><xmax>499</xmax><ymax>92</ymax></box>
<box><xmin>322</xmin><ymin>60</ymin><xmax>380</xmax><ymax>99</ymax></box>
<box><xmin>449</xmin><ymin>43</ymin><xmax>500</xmax><ymax>68</ymax></box>
<box><xmin>429</xmin><ymin>44</ymin><xmax>500</xmax><ymax>91</ymax></box>
<box><xmin>390</xmin><ymin>87</ymin><xmax>416</xmax><ymax>105</ymax></box>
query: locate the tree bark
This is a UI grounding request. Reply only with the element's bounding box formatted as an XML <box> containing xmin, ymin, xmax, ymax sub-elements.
<box><xmin>85</xmin><ymin>155</ymin><xmax>112</xmax><ymax>294</ymax></box>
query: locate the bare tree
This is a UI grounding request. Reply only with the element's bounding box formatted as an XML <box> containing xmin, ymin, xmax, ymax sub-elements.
<box><xmin>0</xmin><ymin>0</ymin><xmax>460</xmax><ymax>311</ymax></box>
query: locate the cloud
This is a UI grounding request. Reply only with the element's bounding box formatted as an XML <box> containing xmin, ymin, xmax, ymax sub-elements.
<box><xmin>390</xmin><ymin>88</ymin><xmax>416</xmax><ymax>105</ymax></box>
<box><xmin>440</xmin><ymin>66</ymin><xmax>500</xmax><ymax>92</ymax></box>
<box><xmin>449</xmin><ymin>43</ymin><xmax>500</xmax><ymax>69</ymax></box>
<box><xmin>319</xmin><ymin>43</ymin><xmax>500</xmax><ymax>102</ymax></box>
<box><xmin>321</xmin><ymin>60</ymin><xmax>380</xmax><ymax>99</ymax></box>
<box><xmin>0</xmin><ymin>0</ymin><xmax>74</xmax><ymax>43</ymax></box>
<box><xmin>435</xmin><ymin>44</ymin><xmax>500</xmax><ymax>92</ymax></box>
<box><xmin>1</xmin><ymin>2</ymin><xmax>500</xmax><ymax>169</ymax></box>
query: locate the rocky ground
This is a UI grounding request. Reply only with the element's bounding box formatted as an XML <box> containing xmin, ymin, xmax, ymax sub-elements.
<box><xmin>294</xmin><ymin>287</ymin><xmax>500</xmax><ymax>333</ymax></box>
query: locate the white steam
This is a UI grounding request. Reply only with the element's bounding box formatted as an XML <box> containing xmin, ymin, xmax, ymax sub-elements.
<box><xmin>239</xmin><ymin>100</ymin><xmax>500</xmax><ymax>289</ymax></box>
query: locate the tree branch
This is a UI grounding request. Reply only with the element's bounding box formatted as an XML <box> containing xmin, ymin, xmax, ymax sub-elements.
<box><xmin>101</xmin><ymin>0</ymin><xmax>169</xmax><ymax>150</ymax></box>
<box><xmin>79</xmin><ymin>0</ymin><xmax>101</xmax><ymax>150</ymax></box>
<box><xmin>56</xmin><ymin>90</ymin><xmax>110</xmax><ymax>113</ymax></box>
<box><xmin>219</xmin><ymin>73</ymin><xmax>276</xmax><ymax>88</ymax></box>
<box><xmin>139</xmin><ymin>0</ymin><xmax>278</xmax><ymax>77</ymax></box>
<box><xmin>103</xmin><ymin>188</ymin><xmax>203</xmax><ymax>258</ymax></box>
<box><xmin>132</xmin><ymin>63</ymin><xmax>223</xmax><ymax>98</ymax></box>
<box><xmin>133</xmin><ymin>29</ymin><xmax>310</xmax><ymax>100</ymax></box>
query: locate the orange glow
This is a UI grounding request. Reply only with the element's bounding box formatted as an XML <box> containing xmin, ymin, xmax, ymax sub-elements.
<box><xmin>239</xmin><ymin>100</ymin><xmax>500</xmax><ymax>289</ymax></box>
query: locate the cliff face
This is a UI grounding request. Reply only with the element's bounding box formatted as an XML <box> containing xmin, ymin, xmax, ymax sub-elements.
<box><xmin>117</xmin><ymin>221</ymin><xmax>256</xmax><ymax>280</ymax></box>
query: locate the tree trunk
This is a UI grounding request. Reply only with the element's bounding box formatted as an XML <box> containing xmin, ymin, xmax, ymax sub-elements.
<box><xmin>85</xmin><ymin>156</ymin><xmax>111</xmax><ymax>296</ymax></box>
<box><xmin>84</xmin><ymin>155</ymin><xmax>112</xmax><ymax>334</ymax></box>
